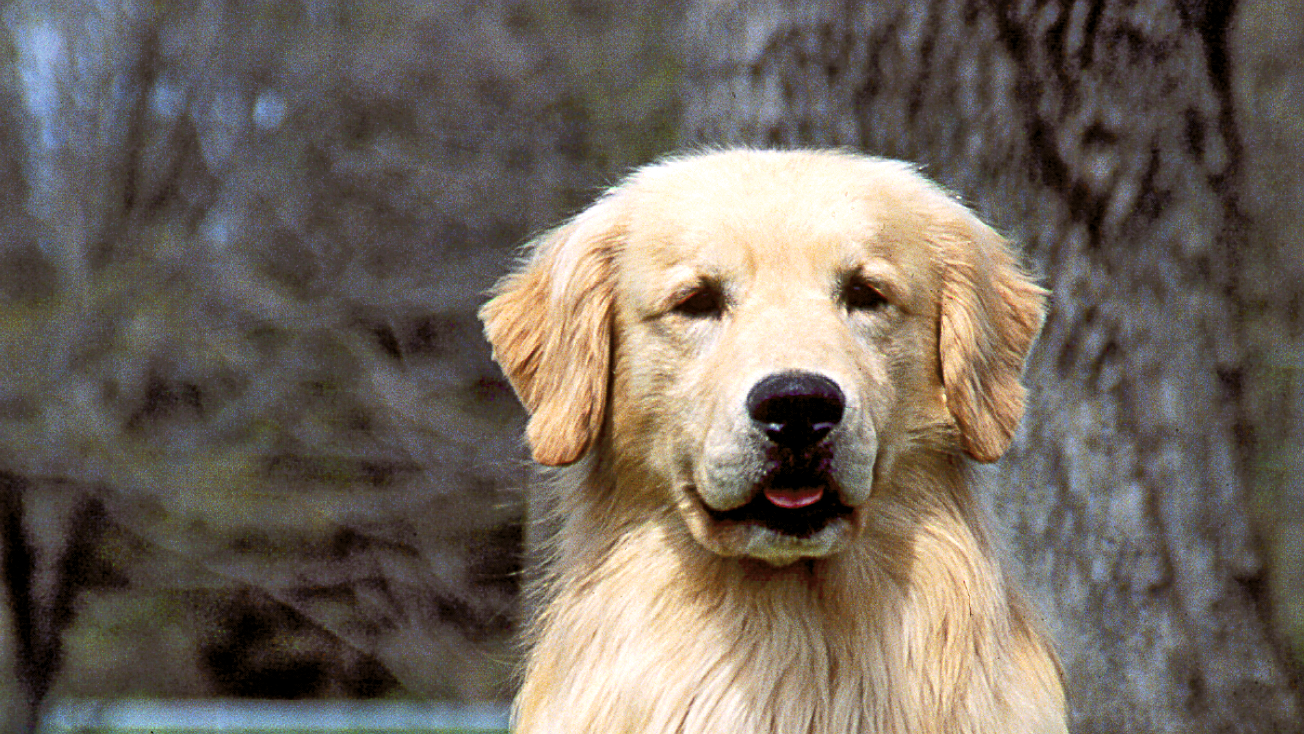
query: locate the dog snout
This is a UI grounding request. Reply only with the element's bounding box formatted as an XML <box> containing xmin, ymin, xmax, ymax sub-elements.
<box><xmin>746</xmin><ymin>371</ymin><xmax>845</xmax><ymax>448</ymax></box>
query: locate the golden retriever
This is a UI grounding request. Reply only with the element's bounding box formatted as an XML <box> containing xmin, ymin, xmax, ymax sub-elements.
<box><xmin>480</xmin><ymin>149</ymin><xmax>1066</xmax><ymax>733</ymax></box>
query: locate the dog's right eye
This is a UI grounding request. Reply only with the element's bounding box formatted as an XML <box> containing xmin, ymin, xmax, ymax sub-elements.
<box><xmin>842</xmin><ymin>275</ymin><xmax>889</xmax><ymax>312</ymax></box>
<box><xmin>672</xmin><ymin>284</ymin><xmax>725</xmax><ymax>318</ymax></box>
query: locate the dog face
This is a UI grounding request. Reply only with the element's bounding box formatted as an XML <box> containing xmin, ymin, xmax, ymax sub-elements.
<box><xmin>482</xmin><ymin>150</ymin><xmax>1045</xmax><ymax>565</ymax></box>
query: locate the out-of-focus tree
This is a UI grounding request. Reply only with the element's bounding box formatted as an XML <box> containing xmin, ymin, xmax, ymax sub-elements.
<box><xmin>680</xmin><ymin>0</ymin><xmax>1304</xmax><ymax>731</ymax></box>
<box><xmin>2</xmin><ymin>474</ymin><xmax>120</xmax><ymax>734</ymax></box>
<box><xmin>0</xmin><ymin>0</ymin><xmax>680</xmax><ymax>727</ymax></box>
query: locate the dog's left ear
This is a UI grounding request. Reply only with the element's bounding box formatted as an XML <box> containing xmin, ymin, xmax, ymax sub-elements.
<box><xmin>935</xmin><ymin>210</ymin><xmax>1047</xmax><ymax>463</ymax></box>
<box><xmin>479</xmin><ymin>197</ymin><xmax>622</xmax><ymax>466</ymax></box>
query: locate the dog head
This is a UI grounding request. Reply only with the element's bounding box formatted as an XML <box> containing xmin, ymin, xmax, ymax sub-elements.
<box><xmin>481</xmin><ymin>150</ymin><xmax>1045</xmax><ymax>565</ymax></box>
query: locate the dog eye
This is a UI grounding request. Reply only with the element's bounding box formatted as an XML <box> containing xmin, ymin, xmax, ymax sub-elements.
<box><xmin>672</xmin><ymin>284</ymin><xmax>725</xmax><ymax>318</ymax></box>
<box><xmin>842</xmin><ymin>277</ymin><xmax>889</xmax><ymax>312</ymax></box>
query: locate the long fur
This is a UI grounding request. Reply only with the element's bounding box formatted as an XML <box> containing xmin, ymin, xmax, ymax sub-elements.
<box><xmin>481</xmin><ymin>149</ymin><xmax>1067</xmax><ymax>733</ymax></box>
<box><xmin>514</xmin><ymin>450</ymin><xmax>1064</xmax><ymax>733</ymax></box>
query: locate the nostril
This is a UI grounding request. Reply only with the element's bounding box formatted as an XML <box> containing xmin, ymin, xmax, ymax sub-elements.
<box><xmin>746</xmin><ymin>371</ymin><xmax>845</xmax><ymax>447</ymax></box>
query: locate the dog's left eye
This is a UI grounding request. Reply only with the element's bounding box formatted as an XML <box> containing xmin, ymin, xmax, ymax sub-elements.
<box><xmin>842</xmin><ymin>277</ymin><xmax>889</xmax><ymax>312</ymax></box>
<box><xmin>672</xmin><ymin>284</ymin><xmax>725</xmax><ymax>318</ymax></box>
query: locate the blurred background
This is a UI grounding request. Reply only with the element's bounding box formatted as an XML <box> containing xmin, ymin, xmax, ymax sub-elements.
<box><xmin>0</xmin><ymin>0</ymin><xmax>680</xmax><ymax>727</ymax></box>
<box><xmin>0</xmin><ymin>1</ymin><xmax>1300</xmax><ymax>732</ymax></box>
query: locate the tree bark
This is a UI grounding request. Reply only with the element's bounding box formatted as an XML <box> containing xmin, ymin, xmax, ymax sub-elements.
<box><xmin>680</xmin><ymin>1</ymin><xmax>1303</xmax><ymax>731</ymax></box>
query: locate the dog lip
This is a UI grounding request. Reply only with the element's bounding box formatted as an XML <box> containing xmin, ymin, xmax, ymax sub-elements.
<box><xmin>704</xmin><ymin>487</ymin><xmax>851</xmax><ymax>539</ymax></box>
<box><xmin>690</xmin><ymin>446</ymin><xmax>856</xmax><ymax>539</ymax></box>
<box><xmin>698</xmin><ymin>467</ymin><xmax>852</xmax><ymax>539</ymax></box>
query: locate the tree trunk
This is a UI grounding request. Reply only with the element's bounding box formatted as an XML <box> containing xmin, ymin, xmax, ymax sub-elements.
<box><xmin>679</xmin><ymin>1</ymin><xmax>1303</xmax><ymax>731</ymax></box>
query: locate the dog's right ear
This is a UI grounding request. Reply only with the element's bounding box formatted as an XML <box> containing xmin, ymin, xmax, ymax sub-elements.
<box><xmin>479</xmin><ymin>197</ymin><xmax>622</xmax><ymax>466</ymax></box>
<box><xmin>934</xmin><ymin>210</ymin><xmax>1047</xmax><ymax>463</ymax></box>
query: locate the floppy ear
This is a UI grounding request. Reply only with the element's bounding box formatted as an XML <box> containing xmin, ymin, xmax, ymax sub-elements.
<box><xmin>479</xmin><ymin>197</ymin><xmax>622</xmax><ymax>466</ymax></box>
<box><xmin>935</xmin><ymin>212</ymin><xmax>1047</xmax><ymax>463</ymax></box>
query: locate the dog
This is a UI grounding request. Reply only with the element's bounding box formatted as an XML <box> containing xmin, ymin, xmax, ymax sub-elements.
<box><xmin>480</xmin><ymin>149</ymin><xmax>1066</xmax><ymax>733</ymax></box>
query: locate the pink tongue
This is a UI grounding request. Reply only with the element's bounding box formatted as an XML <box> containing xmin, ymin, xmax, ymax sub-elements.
<box><xmin>763</xmin><ymin>486</ymin><xmax>825</xmax><ymax>509</ymax></box>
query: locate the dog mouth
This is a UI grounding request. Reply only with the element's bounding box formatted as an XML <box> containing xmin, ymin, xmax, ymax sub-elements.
<box><xmin>703</xmin><ymin>460</ymin><xmax>853</xmax><ymax>539</ymax></box>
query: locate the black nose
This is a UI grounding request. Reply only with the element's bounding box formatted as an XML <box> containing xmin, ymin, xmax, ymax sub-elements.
<box><xmin>746</xmin><ymin>371</ymin><xmax>845</xmax><ymax>448</ymax></box>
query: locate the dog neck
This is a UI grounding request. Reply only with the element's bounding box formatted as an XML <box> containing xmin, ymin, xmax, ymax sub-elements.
<box><xmin>514</xmin><ymin>453</ymin><xmax>1065</xmax><ymax>734</ymax></box>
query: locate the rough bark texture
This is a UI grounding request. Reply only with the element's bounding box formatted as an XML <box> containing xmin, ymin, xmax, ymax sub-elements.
<box><xmin>680</xmin><ymin>1</ymin><xmax>1302</xmax><ymax>731</ymax></box>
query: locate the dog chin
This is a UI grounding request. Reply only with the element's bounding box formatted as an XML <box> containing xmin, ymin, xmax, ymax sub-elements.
<box><xmin>732</xmin><ymin>519</ymin><xmax>855</xmax><ymax>565</ymax></box>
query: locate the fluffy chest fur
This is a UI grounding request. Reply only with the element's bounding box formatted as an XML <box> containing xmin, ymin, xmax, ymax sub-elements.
<box><xmin>479</xmin><ymin>150</ymin><xmax>1066</xmax><ymax>733</ymax></box>
<box><xmin>513</xmin><ymin>465</ymin><xmax>1064</xmax><ymax>734</ymax></box>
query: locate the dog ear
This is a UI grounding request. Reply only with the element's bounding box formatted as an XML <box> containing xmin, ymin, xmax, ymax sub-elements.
<box><xmin>935</xmin><ymin>212</ymin><xmax>1047</xmax><ymax>463</ymax></box>
<box><xmin>479</xmin><ymin>198</ymin><xmax>622</xmax><ymax>466</ymax></box>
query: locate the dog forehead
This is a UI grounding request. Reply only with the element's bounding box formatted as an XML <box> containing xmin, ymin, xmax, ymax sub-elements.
<box><xmin>619</xmin><ymin>152</ymin><xmax>942</xmax><ymax>279</ymax></box>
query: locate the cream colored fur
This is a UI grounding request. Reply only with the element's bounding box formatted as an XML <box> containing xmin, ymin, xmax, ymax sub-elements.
<box><xmin>481</xmin><ymin>149</ymin><xmax>1066</xmax><ymax>733</ymax></box>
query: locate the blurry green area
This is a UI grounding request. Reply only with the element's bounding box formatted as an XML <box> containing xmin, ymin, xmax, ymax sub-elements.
<box><xmin>0</xmin><ymin>0</ymin><xmax>681</xmax><ymax>715</ymax></box>
<box><xmin>45</xmin><ymin>726</ymin><xmax>506</xmax><ymax>734</ymax></box>
<box><xmin>40</xmin><ymin>698</ymin><xmax>510</xmax><ymax>733</ymax></box>
<box><xmin>1235</xmin><ymin>0</ymin><xmax>1304</xmax><ymax>666</ymax></box>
